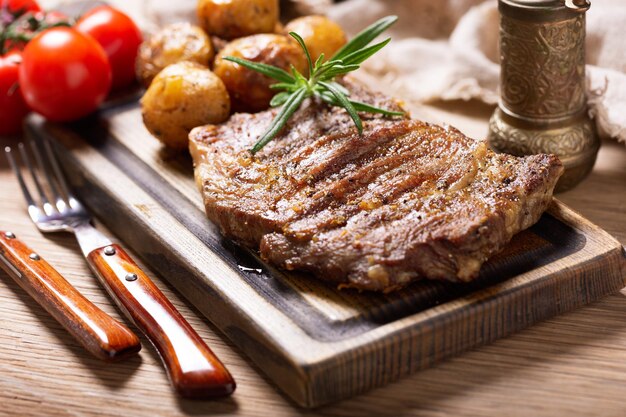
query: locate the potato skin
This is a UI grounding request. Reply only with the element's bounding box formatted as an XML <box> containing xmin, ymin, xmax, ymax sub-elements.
<box><xmin>284</xmin><ymin>16</ymin><xmax>347</xmax><ymax>63</ymax></box>
<box><xmin>136</xmin><ymin>23</ymin><xmax>214</xmax><ymax>88</ymax></box>
<box><xmin>141</xmin><ymin>61</ymin><xmax>230</xmax><ymax>150</ymax></box>
<box><xmin>197</xmin><ymin>0</ymin><xmax>278</xmax><ymax>40</ymax></box>
<box><xmin>213</xmin><ymin>34</ymin><xmax>307</xmax><ymax>112</ymax></box>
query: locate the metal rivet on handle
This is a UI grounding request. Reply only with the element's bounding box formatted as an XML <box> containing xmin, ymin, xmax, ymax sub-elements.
<box><xmin>5</xmin><ymin>232</ymin><xmax>15</xmax><ymax>239</ymax></box>
<box><xmin>125</xmin><ymin>273</ymin><xmax>138</xmax><ymax>282</ymax></box>
<box><xmin>103</xmin><ymin>246</ymin><xmax>116</xmax><ymax>256</ymax></box>
<box><xmin>29</xmin><ymin>253</ymin><xmax>40</xmax><ymax>261</ymax></box>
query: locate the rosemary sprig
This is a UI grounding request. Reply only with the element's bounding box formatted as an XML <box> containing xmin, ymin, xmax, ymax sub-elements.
<box><xmin>224</xmin><ymin>15</ymin><xmax>403</xmax><ymax>154</ymax></box>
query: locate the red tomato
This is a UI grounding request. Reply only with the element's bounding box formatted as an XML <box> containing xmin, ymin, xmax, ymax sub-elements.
<box><xmin>2</xmin><ymin>11</ymin><xmax>71</xmax><ymax>53</ymax></box>
<box><xmin>0</xmin><ymin>51</ymin><xmax>30</xmax><ymax>136</ymax></box>
<box><xmin>2</xmin><ymin>0</ymin><xmax>41</xmax><ymax>15</ymax></box>
<box><xmin>76</xmin><ymin>6</ymin><xmax>142</xmax><ymax>90</ymax></box>
<box><xmin>19</xmin><ymin>27</ymin><xmax>112</xmax><ymax>122</ymax></box>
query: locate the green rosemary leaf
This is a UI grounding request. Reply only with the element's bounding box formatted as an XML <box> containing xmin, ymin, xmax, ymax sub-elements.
<box><xmin>348</xmin><ymin>101</ymin><xmax>404</xmax><ymax>116</ymax></box>
<box><xmin>251</xmin><ymin>88</ymin><xmax>308</xmax><ymax>153</ymax></box>
<box><xmin>318</xmin><ymin>64</ymin><xmax>361</xmax><ymax>80</ymax></box>
<box><xmin>331</xmin><ymin>15</ymin><xmax>398</xmax><ymax>61</ymax></box>
<box><xmin>289</xmin><ymin>32</ymin><xmax>314</xmax><ymax>76</ymax></box>
<box><xmin>317</xmin><ymin>59</ymin><xmax>339</xmax><ymax>71</ymax></box>
<box><xmin>316</xmin><ymin>90</ymin><xmax>340</xmax><ymax>105</ymax></box>
<box><xmin>222</xmin><ymin>56</ymin><xmax>294</xmax><ymax>83</ymax></box>
<box><xmin>325</xmin><ymin>81</ymin><xmax>350</xmax><ymax>96</ymax></box>
<box><xmin>316</xmin><ymin>91</ymin><xmax>402</xmax><ymax>116</ymax></box>
<box><xmin>319</xmin><ymin>81</ymin><xmax>362</xmax><ymax>133</ymax></box>
<box><xmin>291</xmin><ymin>65</ymin><xmax>308</xmax><ymax>84</ymax></box>
<box><xmin>270</xmin><ymin>91</ymin><xmax>291</xmax><ymax>107</ymax></box>
<box><xmin>324</xmin><ymin>63</ymin><xmax>361</xmax><ymax>73</ymax></box>
<box><xmin>270</xmin><ymin>82</ymin><xmax>299</xmax><ymax>91</ymax></box>
<box><xmin>340</xmin><ymin>38</ymin><xmax>391</xmax><ymax>66</ymax></box>
<box><xmin>313</xmin><ymin>53</ymin><xmax>325</xmax><ymax>71</ymax></box>
<box><xmin>311</xmin><ymin>60</ymin><xmax>342</xmax><ymax>79</ymax></box>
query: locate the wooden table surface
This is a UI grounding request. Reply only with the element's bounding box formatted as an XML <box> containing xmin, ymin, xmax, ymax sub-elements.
<box><xmin>1</xmin><ymin>96</ymin><xmax>625</xmax><ymax>417</ymax></box>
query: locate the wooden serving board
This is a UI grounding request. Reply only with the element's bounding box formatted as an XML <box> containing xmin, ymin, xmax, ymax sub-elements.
<box><xmin>25</xmin><ymin>95</ymin><xmax>626</xmax><ymax>408</ymax></box>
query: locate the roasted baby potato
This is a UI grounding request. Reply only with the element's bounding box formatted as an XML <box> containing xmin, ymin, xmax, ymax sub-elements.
<box><xmin>197</xmin><ymin>0</ymin><xmax>278</xmax><ymax>40</ymax></box>
<box><xmin>141</xmin><ymin>61</ymin><xmax>230</xmax><ymax>150</ymax></box>
<box><xmin>213</xmin><ymin>34</ymin><xmax>307</xmax><ymax>112</ymax></box>
<box><xmin>136</xmin><ymin>22</ymin><xmax>214</xmax><ymax>88</ymax></box>
<box><xmin>284</xmin><ymin>15</ymin><xmax>347</xmax><ymax>63</ymax></box>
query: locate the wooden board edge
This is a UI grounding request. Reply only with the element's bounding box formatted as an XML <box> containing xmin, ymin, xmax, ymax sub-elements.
<box><xmin>300</xmin><ymin>245</ymin><xmax>626</xmax><ymax>407</ymax></box>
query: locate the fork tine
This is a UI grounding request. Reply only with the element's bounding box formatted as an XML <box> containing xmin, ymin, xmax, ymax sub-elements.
<box><xmin>18</xmin><ymin>142</ymin><xmax>55</xmax><ymax>215</ymax></box>
<box><xmin>41</xmin><ymin>138</ymin><xmax>81</xmax><ymax>210</ymax></box>
<box><xmin>5</xmin><ymin>146</ymin><xmax>37</xmax><ymax>209</ymax></box>
<box><xmin>41</xmin><ymin>139</ymin><xmax>69</xmax><ymax>195</ymax></box>
<box><xmin>28</xmin><ymin>137</ymin><xmax>67</xmax><ymax>213</ymax></box>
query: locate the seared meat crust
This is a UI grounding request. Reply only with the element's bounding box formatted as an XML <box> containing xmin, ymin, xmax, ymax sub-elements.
<box><xmin>189</xmin><ymin>82</ymin><xmax>563</xmax><ymax>291</ymax></box>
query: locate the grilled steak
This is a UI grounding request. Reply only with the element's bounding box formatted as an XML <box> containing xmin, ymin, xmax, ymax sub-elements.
<box><xmin>189</xmin><ymin>81</ymin><xmax>563</xmax><ymax>292</ymax></box>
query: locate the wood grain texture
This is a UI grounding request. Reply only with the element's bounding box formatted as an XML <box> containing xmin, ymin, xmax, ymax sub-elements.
<box><xmin>0</xmin><ymin>230</ymin><xmax>141</xmax><ymax>361</ymax></box>
<box><xmin>87</xmin><ymin>244</ymin><xmax>236</xmax><ymax>398</ymax></box>
<box><xmin>0</xmin><ymin>97</ymin><xmax>625</xmax><ymax>416</ymax></box>
<box><xmin>22</xmin><ymin>89</ymin><xmax>624</xmax><ymax>408</ymax></box>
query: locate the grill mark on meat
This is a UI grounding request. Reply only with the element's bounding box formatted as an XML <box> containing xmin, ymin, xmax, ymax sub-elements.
<box><xmin>281</xmin><ymin>128</ymin><xmax>482</xmax><ymax>240</ymax></box>
<box><xmin>280</xmin><ymin>122</ymin><xmax>476</xmax><ymax>212</ymax></box>
<box><xmin>281</xmin><ymin>130</ymin><xmax>429</xmax><ymax>216</ymax></box>
<box><xmin>189</xmin><ymin>80</ymin><xmax>563</xmax><ymax>291</ymax></box>
<box><xmin>263</xmin><ymin>120</ymin><xmax>411</xmax><ymax>216</ymax></box>
<box><xmin>286</xmin><ymin>121</ymin><xmax>413</xmax><ymax>186</ymax></box>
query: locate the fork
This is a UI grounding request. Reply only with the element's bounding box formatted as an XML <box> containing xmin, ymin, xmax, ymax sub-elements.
<box><xmin>5</xmin><ymin>140</ymin><xmax>235</xmax><ymax>399</ymax></box>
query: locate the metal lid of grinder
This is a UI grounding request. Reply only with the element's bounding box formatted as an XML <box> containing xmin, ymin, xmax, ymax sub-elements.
<box><xmin>499</xmin><ymin>0</ymin><xmax>590</xmax><ymax>21</ymax></box>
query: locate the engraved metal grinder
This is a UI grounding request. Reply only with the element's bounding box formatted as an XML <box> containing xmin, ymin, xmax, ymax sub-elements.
<box><xmin>488</xmin><ymin>0</ymin><xmax>598</xmax><ymax>192</ymax></box>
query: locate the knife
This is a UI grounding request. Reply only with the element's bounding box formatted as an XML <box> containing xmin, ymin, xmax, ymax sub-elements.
<box><xmin>0</xmin><ymin>230</ymin><xmax>141</xmax><ymax>361</ymax></box>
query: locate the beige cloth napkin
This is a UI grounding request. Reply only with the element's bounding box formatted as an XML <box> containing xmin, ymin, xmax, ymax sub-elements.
<box><xmin>328</xmin><ymin>0</ymin><xmax>626</xmax><ymax>144</ymax></box>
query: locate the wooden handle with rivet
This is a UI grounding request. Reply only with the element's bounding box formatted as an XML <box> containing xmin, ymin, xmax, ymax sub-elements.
<box><xmin>86</xmin><ymin>244</ymin><xmax>235</xmax><ymax>399</ymax></box>
<box><xmin>0</xmin><ymin>231</ymin><xmax>141</xmax><ymax>361</ymax></box>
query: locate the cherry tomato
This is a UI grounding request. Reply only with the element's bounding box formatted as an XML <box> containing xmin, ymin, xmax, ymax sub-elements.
<box><xmin>0</xmin><ymin>51</ymin><xmax>30</xmax><ymax>136</ymax></box>
<box><xmin>2</xmin><ymin>11</ymin><xmax>71</xmax><ymax>53</ymax></box>
<box><xmin>19</xmin><ymin>27</ymin><xmax>112</xmax><ymax>122</ymax></box>
<box><xmin>76</xmin><ymin>6</ymin><xmax>142</xmax><ymax>90</ymax></box>
<box><xmin>2</xmin><ymin>0</ymin><xmax>41</xmax><ymax>15</ymax></box>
